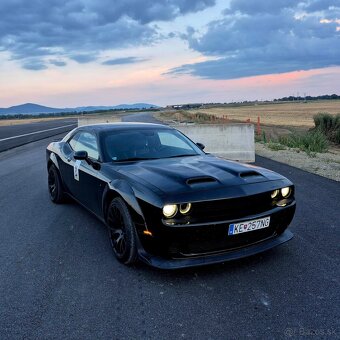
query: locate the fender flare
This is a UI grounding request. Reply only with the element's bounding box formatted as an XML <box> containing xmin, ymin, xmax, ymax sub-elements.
<box><xmin>49</xmin><ymin>152</ymin><xmax>59</xmax><ymax>169</ymax></box>
<box><xmin>102</xmin><ymin>179</ymin><xmax>145</xmax><ymax>225</ymax></box>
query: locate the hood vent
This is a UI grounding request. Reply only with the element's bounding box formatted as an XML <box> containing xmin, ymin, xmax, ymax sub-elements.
<box><xmin>240</xmin><ymin>171</ymin><xmax>262</xmax><ymax>178</ymax></box>
<box><xmin>186</xmin><ymin>176</ymin><xmax>217</xmax><ymax>185</ymax></box>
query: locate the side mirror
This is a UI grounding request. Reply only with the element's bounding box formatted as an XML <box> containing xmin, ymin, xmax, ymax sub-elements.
<box><xmin>74</xmin><ymin>150</ymin><xmax>101</xmax><ymax>170</ymax></box>
<box><xmin>196</xmin><ymin>142</ymin><xmax>205</xmax><ymax>151</ymax></box>
<box><xmin>74</xmin><ymin>150</ymin><xmax>88</xmax><ymax>160</ymax></box>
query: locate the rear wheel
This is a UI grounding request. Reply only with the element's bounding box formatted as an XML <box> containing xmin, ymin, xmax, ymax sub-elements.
<box><xmin>48</xmin><ymin>164</ymin><xmax>66</xmax><ymax>203</ymax></box>
<box><xmin>107</xmin><ymin>197</ymin><xmax>138</xmax><ymax>265</ymax></box>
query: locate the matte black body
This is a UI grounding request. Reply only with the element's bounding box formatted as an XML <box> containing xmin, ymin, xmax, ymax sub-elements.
<box><xmin>46</xmin><ymin>123</ymin><xmax>296</xmax><ymax>269</ymax></box>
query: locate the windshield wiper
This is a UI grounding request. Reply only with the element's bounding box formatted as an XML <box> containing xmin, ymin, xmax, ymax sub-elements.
<box><xmin>163</xmin><ymin>154</ymin><xmax>198</xmax><ymax>158</ymax></box>
<box><xmin>113</xmin><ymin>157</ymin><xmax>159</xmax><ymax>162</ymax></box>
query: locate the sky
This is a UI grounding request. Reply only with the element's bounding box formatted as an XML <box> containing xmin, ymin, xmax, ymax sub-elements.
<box><xmin>0</xmin><ymin>0</ymin><xmax>339</xmax><ymax>107</ymax></box>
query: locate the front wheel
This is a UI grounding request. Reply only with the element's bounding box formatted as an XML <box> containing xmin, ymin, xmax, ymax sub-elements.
<box><xmin>48</xmin><ymin>164</ymin><xmax>66</xmax><ymax>203</ymax></box>
<box><xmin>107</xmin><ymin>197</ymin><xmax>138</xmax><ymax>265</ymax></box>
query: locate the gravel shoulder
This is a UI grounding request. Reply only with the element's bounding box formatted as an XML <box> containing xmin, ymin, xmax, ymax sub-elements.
<box><xmin>256</xmin><ymin>142</ymin><xmax>340</xmax><ymax>182</ymax></box>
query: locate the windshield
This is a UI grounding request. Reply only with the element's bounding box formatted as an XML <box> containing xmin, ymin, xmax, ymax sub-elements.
<box><xmin>101</xmin><ymin>128</ymin><xmax>203</xmax><ymax>162</ymax></box>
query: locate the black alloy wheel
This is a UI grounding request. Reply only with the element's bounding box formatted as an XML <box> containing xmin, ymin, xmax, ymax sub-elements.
<box><xmin>107</xmin><ymin>197</ymin><xmax>138</xmax><ymax>265</ymax></box>
<box><xmin>48</xmin><ymin>164</ymin><xmax>66</xmax><ymax>204</ymax></box>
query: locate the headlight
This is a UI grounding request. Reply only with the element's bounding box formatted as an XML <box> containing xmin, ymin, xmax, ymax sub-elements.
<box><xmin>179</xmin><ymin>203</ymin><xmax>191</xmax><ymax>214</ymax></box>
<box><xmin>271</xmin><ymin>190</ymin><xmax>279</xmax><ymax>199</ymax></box>
<box><xmin>163</xmin><ymin>204</ymin><xmax>178</xmax><ymax>218</ymax></box>
<box><xmin>281</xmin><ymin>187</ymin><xmax>291</xmax><ymax>198</ymax></box>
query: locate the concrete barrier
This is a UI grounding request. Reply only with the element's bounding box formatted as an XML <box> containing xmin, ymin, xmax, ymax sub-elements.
<box><xmin>78</xmin><ymin>117</ymin><xmax>255</xmax><ymax>162</ymax></box>
<box><xmin>175</xmin><ymin>124</ymin><xmax>254</xmax><ymax>162</ymax></box>
<box><xmin>78</xmin><ymin>115</ymin><xmax>121</xmax><ymax>126</ymax></box>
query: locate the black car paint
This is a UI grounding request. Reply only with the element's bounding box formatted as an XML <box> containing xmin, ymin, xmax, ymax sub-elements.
<box><xmin>46</xmin><ymin>123</ymin><xmax>296</xmax><ymax>269</ymax></box>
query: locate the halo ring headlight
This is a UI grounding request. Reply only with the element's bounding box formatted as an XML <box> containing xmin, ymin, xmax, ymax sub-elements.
<box><xmin>281</xmin><ymin>187</ymin><xmax>291</xmax><ymax>198</ymax></box>
<box><xmin>179</xmin><ymin>203</ymin><xmax>192</xmax><ymax>215</ymax></box>
<box><xmin>271</xmin><ymin>190</ymin><xmax>279</xmax><ymax>199</ymax></box>
<box><xmin>163</xmin><ymin>204</ymin><xmax>178</xmax><ymax>218</ymax></box>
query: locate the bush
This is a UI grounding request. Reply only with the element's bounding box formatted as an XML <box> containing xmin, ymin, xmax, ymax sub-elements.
<box><xmin>164</xmin><ymin>110</ymin><xmax>229</xmax><ymax>124</ymax></box>
<box><xmin>267</xmin><ymin>142</ymin><xmax>286</xmax><ymax>151</ymax></box>
<box><xmin>279</xmin><ymin>130</ymin><xmax>328</xmax><ymax>154</ymax></box>
<box><xmin>313</xmin><ymin>113</ymin><xmax>340</xmax><ymax>144</ymax></box>
<box><xmin>335</xmin><ymin>129</ymin><xmax>340</xmax><ymax>144</ymax></box>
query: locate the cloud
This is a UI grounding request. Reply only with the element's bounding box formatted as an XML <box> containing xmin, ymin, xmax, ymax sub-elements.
<box><xmin>0</xmin><ymin>0</ymin><xmax>215</xmax><ymax>70</ymax></box>
<box><xmin>49</xmin><ymin>59</ymin><xmax>67</xmax><ymax>67</ymax></box>
<box><xmin>69</xmin><ymin>54</ymin><xmax>97</xmax><ymax>64</ymax></box>
<box><xmin>304</xmin><ymin>0</ymin><xmax>340</xmax><ymax>13</ymax></box>
<box><xmin>22</xmin><ymin>59</ymin><xmax>47</xmax><ymax>71</ymax></box>
<box><xmin>226</xmin><ymin>0</ymin><xmax>297</xmax><ymax>15</ymax></box>
<box><xmin>170</xmin><ymin>0</ymin><xmax>340</xmax><ymax>79</ymax></box>
<box><xmin>102</xmin><ymin>57</ymin><xmax>148</xmax><ymax>65</ymax></box>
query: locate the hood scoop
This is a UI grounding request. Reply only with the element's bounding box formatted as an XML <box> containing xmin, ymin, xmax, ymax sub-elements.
<box><xmin>186</xmin><ymin>176</ymin><xmax>217</xmax><ymax>186</ymax></box>
<box><xmin>239</xmin><ymin>171</ymin><xmax>263</xmax><ymax>179</ymax></box>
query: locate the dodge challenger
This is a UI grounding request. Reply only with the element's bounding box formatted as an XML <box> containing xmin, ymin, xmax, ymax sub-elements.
<box><xmin>46</xmin><ymin>123</ymin><xmax>296</xmax><ymax>269</ymax></box>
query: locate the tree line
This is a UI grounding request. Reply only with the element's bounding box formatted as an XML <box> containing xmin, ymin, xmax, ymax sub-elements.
<box><xmin>274</xmin><ymin>94</ymin><xmax>339</xmax><ymax>102</ymax></box>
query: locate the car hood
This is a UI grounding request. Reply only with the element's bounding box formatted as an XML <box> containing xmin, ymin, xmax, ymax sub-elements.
<box><xmin>112</xmin><ymin>155</ymin><xmax>289</xmax><ymax>200</ymax></box>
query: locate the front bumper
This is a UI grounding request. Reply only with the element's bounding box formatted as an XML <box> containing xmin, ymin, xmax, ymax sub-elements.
<box><xmin>137</xmin><ymin>201</ymin><xmax>296</xmax><ymax>269</ymax></box>
<box><xmin>139</xmin><ymin>229</ymin><xmax>293</xmax><ymax>269</ymax></box>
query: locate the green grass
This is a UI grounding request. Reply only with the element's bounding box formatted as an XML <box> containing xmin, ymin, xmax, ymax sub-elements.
<box><xmin>267</xmin><ymin>142</ymin><xmax>286</xmax><ymax>151</ymax></box>
<box><xmin>255</xmin><ymin>134</ymin><xmax>262</xmax><ymax>143</ymax></box>
<box><xmin>313</xmin><ymin>113</ymin><xmax>340</xmax><ymax>144</ymax></box>
<box><xmin>256</xmin><ymin>113</ymin><xmax>335</xmax><ymax>156</ymax></box>
<box><xmin>278</xmin><ymin>129</ymin><xmax>328</xmax><ymax>154</ymax></box>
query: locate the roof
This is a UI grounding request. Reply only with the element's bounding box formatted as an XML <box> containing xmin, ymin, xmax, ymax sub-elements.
<box><xmin>78</xmin><ymin>122</ymin><xmax>172</xmax><ymax>132</ymax></box>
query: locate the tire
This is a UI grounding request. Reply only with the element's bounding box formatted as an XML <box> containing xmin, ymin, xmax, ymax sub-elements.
<box><xmin>107</xmin><ymin>197</ymin><xmax>138</xmax><ymax>265</ymax></box>
<box><xmin>48</xmin><ymin>164</ymin><xmax>66</xmax><ymax>204</ymax></box>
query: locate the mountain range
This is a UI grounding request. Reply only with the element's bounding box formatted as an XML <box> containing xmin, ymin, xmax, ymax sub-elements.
<box><xmin>0</xmin><ymin>103</ymin><xmax>159</xmax><ymax>115</ymax></box>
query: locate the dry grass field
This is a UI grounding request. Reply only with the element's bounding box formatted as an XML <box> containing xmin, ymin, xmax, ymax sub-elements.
<box><xmin>200</xmin><ymin>100</ymin><xmax>340</xmax><ymax>128</ymax></box>
<box><xmin>0</xmin><ymin>116</ymin><xmax>77</xmax><ymax>127</ymax></box>
<box><xmin>157</xmin><ymin>100</ymin><xmax>340</xmax><ymax>140</ymax></box>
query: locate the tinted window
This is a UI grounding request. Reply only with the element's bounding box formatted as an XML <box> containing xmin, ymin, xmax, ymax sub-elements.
<box><xmin>69</xmin><ymin>131</ymin><xmax>99</xmax><ymax>160</ymax></box>
<box><xmin>102</xmin><ymin>128</ymin><xmax>202</xmax><ymax>162</ymax></box>
<box><xmin>69</xmin><ymin>132</ymin><xmax>80</xmax><ymax>151</ymax></box>
<box><xmin>158</xmin><ymin>131</ymin><xmax>193</xmax><ymax>151</ymax></box>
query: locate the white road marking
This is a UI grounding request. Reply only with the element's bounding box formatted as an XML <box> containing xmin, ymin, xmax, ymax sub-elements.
<box><xmin>0</xmin><ymin>124</ymin><xmax>76</xmax><ymax>142</ymax></box>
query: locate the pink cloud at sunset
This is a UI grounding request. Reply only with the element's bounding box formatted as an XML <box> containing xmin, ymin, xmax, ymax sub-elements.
<box><xmin>0</xmin><ymin>0</ymin><xmax>339</xmax><ymax>107</ymax></box>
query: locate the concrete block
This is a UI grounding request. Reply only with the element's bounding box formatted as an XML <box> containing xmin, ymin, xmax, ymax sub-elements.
<box><xmin>78</xmin><ymin>116</ymin><xmax>121</xmax><ymax>126</ymax></box>
<box><xmin>175</xmin><ymin>124</ymin><xmax>255</xmax><ymax>162</ymax></box>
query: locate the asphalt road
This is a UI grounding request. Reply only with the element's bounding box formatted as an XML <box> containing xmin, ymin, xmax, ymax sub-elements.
<box><xmin>122</xmin><ymin>112</ymin><xmax>162</xmax><ymax>124</ymax></box>
<box><xmin>0</xmin><ymin>115</ymin><xmax>339</xmax><ymax>339</ymax></box>
<box><xmin>0</xmin><ymin>118</ymin><xmax>78</xmax><ymax>152</ymax></box>
<box><xmin>0</xmin><ymin>112</ymin><xmax>155</xmax><ymax>152</ymax></box>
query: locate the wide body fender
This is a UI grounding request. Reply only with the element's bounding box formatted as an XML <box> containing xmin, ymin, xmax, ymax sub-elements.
<box><xmin>102</xmin><ymin>179</ymin><xmax>147</xmax><ymax>230</ymax></box>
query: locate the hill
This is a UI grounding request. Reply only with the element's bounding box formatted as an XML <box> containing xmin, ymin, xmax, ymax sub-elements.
<box><xmin>0</xmin><ymin>103</ymin><xmax>159</xmax><ymax>115</ymax></box>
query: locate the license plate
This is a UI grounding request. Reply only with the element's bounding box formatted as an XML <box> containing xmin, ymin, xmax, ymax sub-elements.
<box><xmin>228</xmin><ymin>216</ymin><xmax>270</xmax><ymax>235</ymax></box>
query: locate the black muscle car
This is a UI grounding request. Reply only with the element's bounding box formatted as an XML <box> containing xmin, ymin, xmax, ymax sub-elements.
<box><xmin>46</xmin><ymin>123</ymin><xmax>296</xmax><ymax>269</ymax></box>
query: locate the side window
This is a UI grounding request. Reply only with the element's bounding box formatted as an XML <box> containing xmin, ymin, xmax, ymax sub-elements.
<box><xmin>69</xmin><ymin>132</ymin><xmax>99</xmax><ymax>160</ymax></box>
<box><xmin>69</xmin><ymin>133</ymin><xmax>80</xmax><ymax>151</ymax></box>
<box><xmin>158</xmin><ymin>131</ymin><xmax>192</xmax><ymax>150</ymax></box>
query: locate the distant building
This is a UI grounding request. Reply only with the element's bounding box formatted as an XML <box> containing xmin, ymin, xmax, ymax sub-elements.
<box><xmin>168</xmin><ymin>103</ymin><xmax>203</xmax><ymax>110</ymax></box>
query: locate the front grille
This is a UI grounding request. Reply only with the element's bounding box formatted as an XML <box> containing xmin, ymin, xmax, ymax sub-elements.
<box><xmin>165</xmin><ymin>206</ymin><xmax>295</xmax><ymax>258</ymax></box>
<box><xmin>168</xmin><ymin>223</ymin><xmax>276</xmax><ymax>256</ymax></box>
<box><xmin>173</xmin><ymin>192</ymin><xmax>274</xmax><ymax>225</ymax></box>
